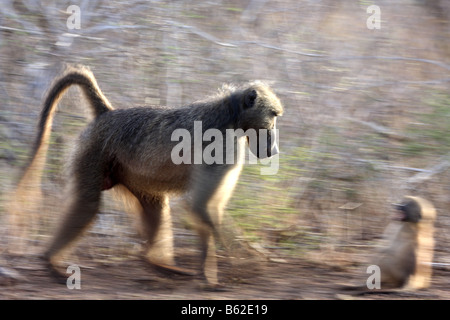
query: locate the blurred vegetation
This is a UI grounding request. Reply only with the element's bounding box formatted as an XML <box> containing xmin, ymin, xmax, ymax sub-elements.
<box><xmin>404</xmin><ymin>92</ymin><xmax>450</xmax><ymax>155</ymax></box>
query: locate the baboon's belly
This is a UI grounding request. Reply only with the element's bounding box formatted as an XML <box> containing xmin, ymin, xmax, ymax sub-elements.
<box><xmin>117</xmin><ymin>161</ymin><xmax>191</xmax><ymax>194</ymax></box>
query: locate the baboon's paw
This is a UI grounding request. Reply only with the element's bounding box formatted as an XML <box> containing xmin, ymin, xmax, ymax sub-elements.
<box><xmin>48</xmin><ymin>265</ymin><xmax>70</xmax><ymax>285</ymax></box>
<box><xmin>39</xmin><ymin>256</ymin><xmax>69</xmax><ymax>285</ymax></box>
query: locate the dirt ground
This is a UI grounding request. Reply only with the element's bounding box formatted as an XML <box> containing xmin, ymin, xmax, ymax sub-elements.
<box><xmin>1</xmin><ymin>237</ymin><xmax>449</xmax><ymax>300</ymax></box>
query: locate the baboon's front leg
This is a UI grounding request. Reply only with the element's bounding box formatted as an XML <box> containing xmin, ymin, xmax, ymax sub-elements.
<box><xmin>190</xmin><ymin>164</ymin><xmax>241</xmax><ymax>287</ymax></box>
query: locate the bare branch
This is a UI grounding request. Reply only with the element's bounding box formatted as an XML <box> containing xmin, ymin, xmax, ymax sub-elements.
<box><xmin>345</xmin><ymin>117</ymin><xmax>410</xmax><ymax>141</ymax></box>
<box><xmin>164</xmin><ymin>20</ymin><xmax>237</xmax><ymax>48</ymax></box>
<box><xmin>407</xmin><ymin>154</ymin><xmax>450</xmax><ymax>186</ymax></box>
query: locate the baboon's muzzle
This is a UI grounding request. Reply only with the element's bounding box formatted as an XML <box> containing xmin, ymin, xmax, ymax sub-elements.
<box><xmin>248</xmin><ymin>125</ymin><xmax>279</xmax><ymax>159</ymax></box>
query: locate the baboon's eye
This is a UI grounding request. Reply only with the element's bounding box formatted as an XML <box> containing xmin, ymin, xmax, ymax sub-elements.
<box><xmin>244</xmin><ymin>89</ymin><xmax>257</xmax><ymax>109</ymax></box>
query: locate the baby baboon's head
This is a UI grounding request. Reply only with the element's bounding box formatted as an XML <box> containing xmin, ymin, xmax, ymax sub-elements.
<box><xmin>395</xmin><ymin>198</ymin><xmax>422</xmax><ymax>223</ymax></box>
<box><xmin>394</xmin><ymin>196</ymin><xmax>436</xmax><ymax>224</ymax></box>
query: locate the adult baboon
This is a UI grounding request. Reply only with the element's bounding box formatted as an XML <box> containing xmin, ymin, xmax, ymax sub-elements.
<box><xmin>340</xmin><ymin>196</ymin><xmax>436</xmax><ymax>295</ymax></box>
<box><xmin>14</xmin><ymin>66</ymin><xmax>284</xmax><ymax>287</ymax></box>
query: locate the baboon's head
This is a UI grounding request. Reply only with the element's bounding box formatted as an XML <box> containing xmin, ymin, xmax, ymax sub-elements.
<box><xmin>395</xmin><ymin>196</ymin><xmax>436</xmax><ymax>223</ymax></box>
<box><xmin>395</xmin><ymin>198</ymin><xmax>422</xmax><ymax>223</ymax></box>
<box><xmin>235</xmin><ymin>82</ymin><xmax>284</xmax><ymax>159</ymax></box>
<box><xmin>394</xmin><ymin>196</ymin><xmax>437</xmax><ymax>224</ymax></box>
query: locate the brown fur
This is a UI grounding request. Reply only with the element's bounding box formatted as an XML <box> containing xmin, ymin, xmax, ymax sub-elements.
<box><xmin>340</xmin><ymin>196</ymin><xmax>436</xmax><ymax>295</ymax></box>
<box><xmin>374</xmin><ymin>196</ymin><xmax>436</xmax><ymax>290</ymax></box>
<box><xmin>13</xmin><ymin>66</ymin><xmax>284</xmax><ymax>287</ymax></box>
<box><xmin>399</xmin><ymin>196</ymin><xmax>436</xmax><ymax>290</ymax></box>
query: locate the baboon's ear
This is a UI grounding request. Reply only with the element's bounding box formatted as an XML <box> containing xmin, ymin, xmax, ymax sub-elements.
<box><xmin>244</xmin><ymin>89</ymin><xmax>257</xmax><ymax>109</ymax></box>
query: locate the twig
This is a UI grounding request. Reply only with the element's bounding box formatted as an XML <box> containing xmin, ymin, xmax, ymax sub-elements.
<box><xmin>305</xmin><ymin>55</ymin><xmax>450</xmax><ymax>72</ymax></box>
<box><xmin>406</xmin><ymin>153</ymin><xmax>450</xmax><ymax>186</ymax></box>
<box><xmin>164</xmin><ymin>20</ymin><xmax>237</xmax><ymax>48</ymax></box>
<box><xmin>0</xmin><ymin>26</ymin><xmax>42</xmax><ymax>35</ymax></box>
<box><xmin>345</xmin><ymin>117</ymin><xmax>410</xmax><ymax>141</ymax></box>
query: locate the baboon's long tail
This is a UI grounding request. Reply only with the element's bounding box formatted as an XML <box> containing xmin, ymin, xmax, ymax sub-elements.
<box><xmin>20</xmin><ymin>66</ymin><xmax>114</xmax><ymax>188</ymax></box>
<box><xmin>33</xmin><ymin>66</ymin><xmax>113</xmax><ymax>162</ymax></box>
<box><xmin>7</xmin><ymin>66</ymin><xmax>113</xmax><ymax>247</ymax></box>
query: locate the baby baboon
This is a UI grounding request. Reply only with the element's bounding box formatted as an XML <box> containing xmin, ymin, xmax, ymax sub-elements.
<box><xmin>341</xmin><ymin>196</ymin><xmax>436</xmax><ymax>295</ymax></box>
<box><xmin>377</xmin><ymin>196</ymin><xmax>436</xmax><ymax>290</ymax></box>
<box><xmin>15</xmin><ymin>66</ymin><xmax>284</xmax><ymax>287</ymax></box>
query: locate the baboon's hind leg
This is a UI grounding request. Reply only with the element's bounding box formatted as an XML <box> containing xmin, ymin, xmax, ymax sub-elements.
<box><xmin>136</xmin><ymin>192</ymin><xmax>195</xmax><ymax>276</ymax></box>
<box><xmin>43</xmin><ymin>176</ymin><xmax>102</xmax><ymax>282</ymax></box>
